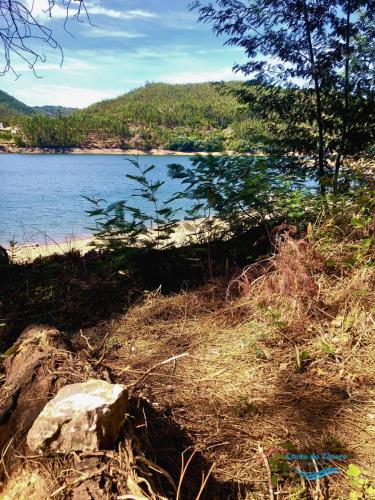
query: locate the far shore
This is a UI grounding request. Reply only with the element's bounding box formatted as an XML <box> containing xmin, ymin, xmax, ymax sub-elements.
<box><xmin>0</xmin><ymin>146</ymin><xmax>234</xmax><ymax>156</ymax></box>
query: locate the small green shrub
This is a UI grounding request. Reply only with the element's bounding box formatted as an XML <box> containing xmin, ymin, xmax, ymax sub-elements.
<box><xmin>85</xmin><ymin>158</ymin><xmax>180</xmax><ymax>250</ymax></box>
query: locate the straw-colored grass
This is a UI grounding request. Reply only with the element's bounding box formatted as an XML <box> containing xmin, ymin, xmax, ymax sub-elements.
<box><xmin>100</xmin><ymin>230</ymin><xmax>374</xmax><ymax>499</ymax></box>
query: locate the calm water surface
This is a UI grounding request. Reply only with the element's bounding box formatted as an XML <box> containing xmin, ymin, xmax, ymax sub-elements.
<box><xmin>0</xmin><ymin>154</ymin><xmax>193</xmax><ymax>245</ymax></box>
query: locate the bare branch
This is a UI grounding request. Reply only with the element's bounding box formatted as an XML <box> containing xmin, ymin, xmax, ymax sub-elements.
<box><xmin>0</xmin><ymin>0</ymin><xmax>89</xmax><ymax>76</ymax></box>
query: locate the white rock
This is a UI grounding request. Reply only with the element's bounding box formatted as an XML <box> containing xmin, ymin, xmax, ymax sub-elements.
<box><xmin>27</xmin><ymin>379</ymin><xmax>127</xmax><ymax>454</ymax></box>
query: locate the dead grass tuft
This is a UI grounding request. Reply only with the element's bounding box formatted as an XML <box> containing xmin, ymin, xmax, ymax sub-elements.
<box><xmin>229</xmin><ymin>236</ymin><xmax>324</xmax><ymax>309</ymax></box>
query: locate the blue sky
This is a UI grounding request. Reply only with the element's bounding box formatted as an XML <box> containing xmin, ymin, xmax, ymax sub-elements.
<box><xmin>1</xmin><ymin>0</ymin><xmax>246</xmax><ymax>108</ymax></box>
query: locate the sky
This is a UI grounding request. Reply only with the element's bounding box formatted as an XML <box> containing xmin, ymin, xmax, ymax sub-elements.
<box><xmin>0</xmin><ymin>0</ymin><xmax>247</xmax><ymax>108</ymax></box>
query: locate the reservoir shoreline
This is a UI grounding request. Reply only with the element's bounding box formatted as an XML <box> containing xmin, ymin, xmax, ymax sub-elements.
<box><xmin>6</xmin><ymin>218</ymin><xmax>214</xmax><ymax>262</ymax></box>
<box><xmin>0</xmin><ymin>146</ymin><xmax>230</xmax><ymax>156</ymax></box>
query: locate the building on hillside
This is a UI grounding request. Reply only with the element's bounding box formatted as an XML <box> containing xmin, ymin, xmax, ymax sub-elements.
<box><xmin>0</xmin><ymin>123</ymin><xmax>17</xmax><ymax>133</ymax></box>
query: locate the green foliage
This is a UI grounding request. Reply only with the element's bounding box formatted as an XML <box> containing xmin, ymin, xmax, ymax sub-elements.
<box><xmin>295</xmin><ymin>346</ymin><xmax>310</xmax><ymax>373</ymax></box>
<box><xmin>17</xmin><ymin>114</ymin><xmax>131</xmax><ymax>149</ymax></box>
<box><xmin>34</xmin><ymin>105</ymin><xmax>77</xmax><ymax>117</ymax></box>
<box><xmin>229</xmin><ymin>82</ymin><xmax>375</xmax><ymax>159</ymax></box>
<box><xmin>0</xmin><ymin>90</ymin><xmax>75</xmax><ymax>128</ymax></box>
<box><xmin>168</xmin><ymin>155</ymin><xmax>316</xmax><ymax>235</ymax></box>
<box><xmin>81</xmin><ymin>81</ymin><xmax>244</xmax><ymax>129</ymax></box>
<box><xmin>229</xmin><ymin>117</ymin><xmax>277</xmax><ymax>152</ymax></box>
<box><xmin>85</xmin><ymin>158</ymin><xmax>180</xmax><ymax>250</ymax></box>
<box><xmin>320</xmin><ymin>340</ymin><xmax>335</xmax><ymax>355</ymax></box>
<box><xmin>269</xmin><ymin>454</ymin><xmax>292</xmax><ymax>486</ymax></box>
<box><xmin>0</xmin><ymin>89</ymin><xmax>36</xmax><ymax>121</ymax></box>
<box><xmin>0</xmin><ymin>129</ymin><xmax>13</xmax><ymax>141</ymax></box>
<box><xmin>346</xmin><ymin>463</ymin><xmax>375</xmax><ymax>499</ymax></box>
<box><xmin>166</xmin><ymin>131</ymin><xmax>225</xmax><ymax>152</ymax></box>
<box><xmin>192</xmin><ymin>0</ymin><xmax>375</xmax><ymax>193</ymax></box>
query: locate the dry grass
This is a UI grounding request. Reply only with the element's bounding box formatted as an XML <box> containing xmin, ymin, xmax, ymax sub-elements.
<box><xmin>2</xmin><ymin>221</ymin><xmax>372</xmax><ymax>499</ymax></box>
<box><xmin>99</xmin><ymin>232</ymin><xmax>375</xmax><ymax>499</ymax></box>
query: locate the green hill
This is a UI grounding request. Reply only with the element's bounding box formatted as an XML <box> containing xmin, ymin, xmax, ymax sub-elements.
<box><xmin>6</xmin><ymin>82</ymin><xmax>272</xmax><ymax>152</ymax></box>
<box><xmin>67</xmin><ymin>81</ymin><xmax>251</xmax><ymax>151</ymax></box>
<box><xmin>0</xmin><ymin>90</ymin><xmax>36</xmax><ymax>125</ymax></box>
<box><xmin>80</xmin><ymin>82</ymin><xmax>244</xmax><ymax>129</ymax></box>
<box><xmin>0</xmin><ymin>90</ymin><xmax>35</xmax><ymax>116</ymax></box>
<box><xmin>0</xmin><ymin>90</ymin><xmax>77</xmax><ymax>127</ymax></box>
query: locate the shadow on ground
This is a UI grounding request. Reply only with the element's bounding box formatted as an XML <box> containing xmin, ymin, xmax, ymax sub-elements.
<box><xmin>0</xmin><ymin>225</ymin><xmax>270</xmax><ymax>352</ymax></box>
<box><xmin>129</xmin><ymin>397</ymin><xmax>251</xmax><ymax>499</ymax></box>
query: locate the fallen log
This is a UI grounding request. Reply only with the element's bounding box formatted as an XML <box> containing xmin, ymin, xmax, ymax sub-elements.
<box><xmin>0</xmin><ymin>325</ymin><xmax>69</xmax><ymax>455</ymax></box>
<box><xmin>0</xmin><ymin>325</ymin><xmax>173</xmax><ymax>499</ymax></box>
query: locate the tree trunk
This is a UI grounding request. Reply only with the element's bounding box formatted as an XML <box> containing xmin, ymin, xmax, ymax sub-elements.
<box><xmin>333</xmin><ymin>3</ymin><xmax>351</xmax><ymax>195</ymax></box>
<box><xmin>302</xmin><ymin>0</ymin><xmax>326</xmax><ymax>196</ymax></box>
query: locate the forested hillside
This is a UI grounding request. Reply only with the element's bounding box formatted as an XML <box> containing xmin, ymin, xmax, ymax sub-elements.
<box><xmin>5</xmin><ymin>82</ymin><xmax>274</xmax><ymax>152</ymax></box>
<box><xmin>81</xmin><ymin>82</ymin><xmax>242</xmax><ymax>128</ymax></box>
<box><xmin>0</xmin><ymin>90</ymin><xmax>77</xmax><ymax>127</ymax></box>
<box><xmin>0</xmin><ymin>90</ymin><xmax>36</xmax><ymax>125</ymax></box>
<box><xmin>3</xmin><ymin>81</ymin><xmax>374</xmax><ymax>154</ymax></box>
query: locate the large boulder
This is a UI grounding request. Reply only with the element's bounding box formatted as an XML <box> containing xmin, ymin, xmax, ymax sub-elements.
<box><xmin>27</xmin><ymin>379</ymin><xmax>127</xmax><ymax>454</ymax></box>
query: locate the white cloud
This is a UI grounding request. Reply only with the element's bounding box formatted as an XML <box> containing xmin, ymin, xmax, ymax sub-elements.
<box><xmin>10</xmin><ymin>56</ymin><xmax>97</xmax><ymax>74</ymax></box>
<box><xmin>13</xmin><ymin>85</ymin><xmax>118</xmax><ymax>108</ymax></box>
<box><xmin>43</xmin><ymin>57</ymin><xmax>97</xmax><ymax>72</ymax></box>
<box><xmin>162</xmin><ymin>67</ymin><xmax>244</xmax><ymax>84</ymax></box>
<box><xmin>86</xmin><ymin>28</ymin><xmax>145</xmax><ymax>38</ymax></box>
<box><xmin>61</xmin><ymin>58</ymin><xmax>97</xmax><ymax>72</ymax></box>
<box><xmin>84</xmin><ymin>2</ymin><xmax>158</xmax><ymax>20</ymax></box>
<box><xmin>25</xmin><ymin>0</ymin><xmax>157</xmax><ymax>22</ymax></box>
<box><xmin>124</xmin><ymin>10</ymin><xmax>158</xmax><ymax>19</ymax></box>
<box><xmin>121</xmin><ymin>46</ymin><xmax>243</xmax><ymax>61</ymax></box>
<box><xmin>127</xmin><ymin>48</ymin><xmax>190</xmax><ymax>60</ymax></box>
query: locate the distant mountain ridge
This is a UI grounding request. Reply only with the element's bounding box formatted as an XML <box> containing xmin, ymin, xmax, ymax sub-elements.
<box><xmin>0</xmin><ymin>90</ymin><xmax>77</xmax><ymax>125</ymax></box>
<box><xmin>0</xmin><ymin>90</ymin><xmax>36</xmax><ymax>124</ymax></box>
<box><xmin>34</xmin><ymin>105</ymin><xmax>77</xmax><ymax>117</ymax></box>
<box><xmin>1</xmin><ymin>82</ymin><xmax>242</xmax><ymax>126</ymax></box>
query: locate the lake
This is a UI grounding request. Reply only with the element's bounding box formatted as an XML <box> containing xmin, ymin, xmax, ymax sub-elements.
<box><xmin>0</xmin><ymin>154</ymin><xmax>193</xmax><ymax>246</ymax></box>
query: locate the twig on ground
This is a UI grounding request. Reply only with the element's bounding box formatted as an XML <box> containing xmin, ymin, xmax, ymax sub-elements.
<box><xmin>79</xmin><ymin>329</ymin><xmax>94</xmax><ymax>351</ymax></box>
<box><xmin>195</xmin><ymin>461</ymin><xmax>215</xmax><ymax>500</ymax></box>
<box><xmin>93</xmin><ymin>330</ymin><xmax>111</xmax><ymax>356</ymax></box>
<box><xmin>0</xmin><ymin>437</ymin><xmax>14</xmax><ymax>480</ymax></box>
<box><xmin>258</xmin><ymin>444</ymin><xmax>275</xmax><ymax>500</ymax></box>
<box><xmin>128</xmin><ymin>353</ymin><xmax>189</xmax><ymax>391</ymax></box>
<box><xmin>50</xmin><ymin>465</ymin><xmax>106</xmax><ymax>497</ymax></box>
<box><xmin>312</xmin><ymin>459</ymin><xmax>322</xmax><ymax>500</ymax></box>
<box><xmin>176</xmin><ymin>448</ymin><xmax>197</xmax><ymax>500</ymax></box>
<box><xmin>135</xmin><ymin>455</ymin><xmax>177</xmax><ymax>491</ymax></box>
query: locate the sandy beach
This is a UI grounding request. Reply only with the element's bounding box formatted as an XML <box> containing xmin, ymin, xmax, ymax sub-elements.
<box><xmin>7</xmin><ymin>219</ymin><xmax>224</xmax><ymax>262</ymax></box>
<box><xmin>8</xmin><ymin>237</ymin><xmax>95</xmax><ymax>262</ymax></box>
